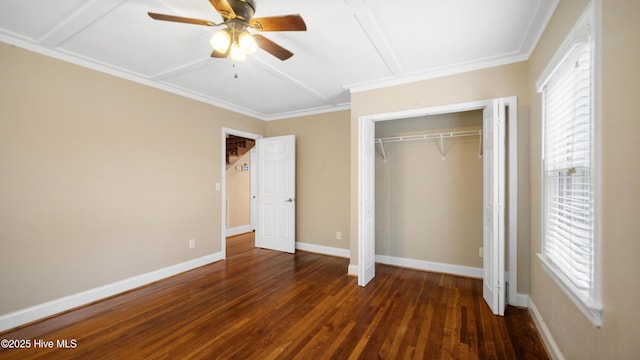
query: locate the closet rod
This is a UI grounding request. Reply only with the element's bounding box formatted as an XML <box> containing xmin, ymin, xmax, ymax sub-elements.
<box><xmin>375</xmin><ymin>129</ymin><xmax>482</xmax><ymax>144</ymax></box>
<box><xmin>375</xmin><ymin>129</ymin><xmax>483</xmax><ymax>161</ymax></box>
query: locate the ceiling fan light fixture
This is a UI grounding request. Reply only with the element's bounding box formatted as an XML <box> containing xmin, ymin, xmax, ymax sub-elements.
<box><xmin>238</xmin><ymin>31</ymin><xmax>258</xmax><ymax>55</ymax></box>
<box><xmin>229</xmin><ymin>43</ymin><xmax>247</xmax><ymax>61</ymax></box>
<box><xmin>210</xmin><ymin>29</ymin><xmax>231</xmax><ymax>53</ymax></box>
<box><xmin>149</xmin><ymin>2</ymin><xmax>306</xmax><ymax>62</ymax></box>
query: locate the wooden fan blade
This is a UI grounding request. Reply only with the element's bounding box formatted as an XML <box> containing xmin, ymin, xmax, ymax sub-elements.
<box><xmin>209</xmin><ymin>0</ymin><xmax>236</xmax><ymax>19</ymax></box>
<box><xmin>148</xmin><ymin>12</ymin><xmax>217</xmax><ymax>26</ymax></box>
<box><xmin>250</xmin><ymin>14</ymin><xmax>307</xmax><ymax>32</ymax></box>
<box><xmin>253</xmin><ymin>34</ymin><xmax>294</xmax><ymax>61</ymax></box>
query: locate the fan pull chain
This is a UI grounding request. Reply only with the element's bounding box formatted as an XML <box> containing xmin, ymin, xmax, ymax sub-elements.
<box><xmin>233</xmin><ymin>63</ymin><xmax>238</xmax><ymax>79</ymax></box>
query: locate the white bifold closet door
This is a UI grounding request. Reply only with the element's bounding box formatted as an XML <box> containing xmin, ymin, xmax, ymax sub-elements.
<box><xmin>358</xmin><ymin>118</ymin><xmax>376</xmax><ymax>287</ymax></box>
<box><xmin>482</xmin><ymin>98</ymin><xmax>506</xmax><ymax>316</ymax></box>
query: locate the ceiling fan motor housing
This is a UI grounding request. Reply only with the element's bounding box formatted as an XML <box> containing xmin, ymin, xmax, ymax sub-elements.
<box><xmin>226</xmin><ymin>0</ymin><xmax>256</xmax><ymax>22</ymax></box>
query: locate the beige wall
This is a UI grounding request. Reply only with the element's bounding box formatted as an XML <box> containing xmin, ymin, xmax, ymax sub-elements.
<box><xmin>527</xmin><ymin>0</ymin><xmax>640</xmax><ymax>358</ymax></box>
<box><xmin>375</xmin><ymin>111</ymin><xmax>483</xmax><ymax>268</ymax></box>
<box><xmin>0</xmin><ymin>43</ymin><xmax>265</xmax><ymax>314</ymax></box>
<box><xmin>226</xmin><ymin>151</ymin><xmax>251</xmax><ymax>229</ymax></box>
<box><xmin>266</xmin><ymin>111</ymin><xmax>350</xmax><ymax>250</ymax></box>
<box><xmin>350</xmin><ymin>61</ymin><xmax>531</xmax><ymax>293</ymax></box>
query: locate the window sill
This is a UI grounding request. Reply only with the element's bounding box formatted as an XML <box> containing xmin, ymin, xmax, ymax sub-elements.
<box><xmin>537</xmin><ymin>253</ymin><xmax>602</xmax><ymax>327</ymax></box>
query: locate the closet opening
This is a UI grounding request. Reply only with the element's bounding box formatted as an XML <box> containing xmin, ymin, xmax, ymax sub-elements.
<box><xmin>357</xmin><ymin>97</ymin><xmax>518</xmax><ymax>314</ymax></box>
<box><xmin>375</xmin><ymin>110</ymin><xmax>484</xmax><ymax>276</ymax></box>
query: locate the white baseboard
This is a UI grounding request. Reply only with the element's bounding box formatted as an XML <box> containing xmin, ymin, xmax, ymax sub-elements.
<box><xmin>225</xmin><ymin>225</ymin><xmax>252</xmax><ymax>237</ymax></box>
<box><xmin>528</xmin><ymin>298</ymin><xmax>564</xmax><ymax>360</ymax></box>
<box><xmin>515</xmin><ymin>293</ymin><xmax>530</xmax><ymax>307</ymax></box>
<box><xmin>348</xmin><ymin>264</ymin><xmax>358</xmax><ymax>277</ymax></box>
<box><xmin>0</xmin><ymin>252</ymin><xmax>224</xmax><ymax>332</ymax></box>
<box><xmin>296</xmin><ymin>242</ymin><xmax>350</xmax><ymax>259</ymax></box>
<box><xmin>375</xmin><ymin>254</ymin><xmax>483</xmax><ymax>278</ymax></box>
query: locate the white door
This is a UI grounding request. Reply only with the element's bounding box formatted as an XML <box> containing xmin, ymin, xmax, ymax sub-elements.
<box><xmin>358</xmin><ymin>118</ymin><xmax>376</xmax><ymax>286</ymax></box>
<box><xmin>256</xmin><ymin>135</ymin><xmax>296</xmax><ymax>253</ymax></box>
<box><xmin>483</xmin><ymin>99</ymin><xmax>506</xmax><ymax>315</ymax></box>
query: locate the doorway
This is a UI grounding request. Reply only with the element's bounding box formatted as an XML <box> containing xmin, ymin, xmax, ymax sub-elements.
<box><xmin>221</xmin><ymin>129</ymin><xmax>297</xmax><ymax>257</ymax></box>
<box><xmin>357</xmin><ymin>97</ymin><xmax>519</xmax><ymax>310</ymax></box>
<box><xmin>225</xmin><ymin>134</ymin><xmax>256</xmax><ymax>237</ymax></box>
<box><xmin>222</xmin><ymin>128</ymin><xmax>261</xmax><ymax>258</ymax></box>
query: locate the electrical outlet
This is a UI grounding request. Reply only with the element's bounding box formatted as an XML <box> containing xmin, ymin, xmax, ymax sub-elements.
<box><xmin>189</xmin><ymin>239</ymin><xmax>196</xmax><ymax>249</ymax></box>
<box><xmin>336</xmin><ymin>231</ymin><xmax>342</xmax><ymax>240</ymax></box>
<box><xmin>479</xmin><ymin>247</ymin><xmax>483</xmax><ymax>257</ymax></box>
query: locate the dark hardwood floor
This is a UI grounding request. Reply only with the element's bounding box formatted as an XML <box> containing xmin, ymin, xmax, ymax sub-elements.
<box><xmin>0</xmin><ymin>233</ymin><xmax>549</xmax><ymax>359</ymax></box>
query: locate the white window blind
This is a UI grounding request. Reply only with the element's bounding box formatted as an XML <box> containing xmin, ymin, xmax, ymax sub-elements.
<box><xmin>542</xmin><ymin>40</ymin><xmax>594</xmax><ymax>301</ymax></box>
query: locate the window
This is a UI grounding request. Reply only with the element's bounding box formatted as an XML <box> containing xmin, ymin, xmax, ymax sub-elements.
<box><xmin>537</xmin><ymin>4</ymin><xmax>601</xmax><ymax>326</ymax></box>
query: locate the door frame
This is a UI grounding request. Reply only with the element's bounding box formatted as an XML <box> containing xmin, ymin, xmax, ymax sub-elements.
<box><xmin>356</xmin><ymin>97</ymin><xmax>519</xmax><ymax>306</ymax></box>
<box><xmin>221</xmin><ymin>127</ymin><xmax>262</xmax><ymax>259</ymax></box>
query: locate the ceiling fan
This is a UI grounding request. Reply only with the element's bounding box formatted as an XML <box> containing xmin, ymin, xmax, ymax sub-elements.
<box><xmin>148</xmin><ymin>0</ymin><xmax>306</xmax><ymax>61</ymax></box>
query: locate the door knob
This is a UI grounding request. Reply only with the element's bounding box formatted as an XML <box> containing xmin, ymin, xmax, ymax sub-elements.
<box><xmin>285</xmin><ymin>198</ymin><xmax>294</xmax><ymax>203</ymax></box>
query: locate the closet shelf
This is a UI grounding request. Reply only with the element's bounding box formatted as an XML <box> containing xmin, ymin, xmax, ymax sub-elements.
<box><xmin>375</xmin><ymin>129</ymin><xmax>483</xmax><ymax>162</ymax></box>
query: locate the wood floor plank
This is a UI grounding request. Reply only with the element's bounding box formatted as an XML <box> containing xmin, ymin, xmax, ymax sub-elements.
<box><xmin>0</xmin><ymin>233</ymin><xmax>550</xmax><ymax>359</ymax></box>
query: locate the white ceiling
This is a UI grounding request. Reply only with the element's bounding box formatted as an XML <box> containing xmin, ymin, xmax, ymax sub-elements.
<box><xmin>0</xmin><ymin>0</ymin><xmax>558</xmax><ymax>120</ymax></box>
